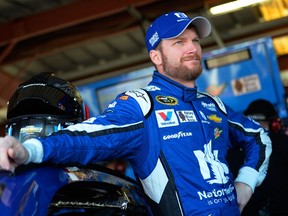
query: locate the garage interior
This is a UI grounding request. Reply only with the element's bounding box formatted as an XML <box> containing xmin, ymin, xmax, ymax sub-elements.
<box><xmin>0</xmin><ymin>0</ymin><xmax>288</xmax><ymax>128</ymax></box>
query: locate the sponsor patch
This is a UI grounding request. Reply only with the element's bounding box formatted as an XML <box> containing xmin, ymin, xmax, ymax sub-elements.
<box><xmin>176</xmin><ymin>110</ymin><xmax>197</xmax><ymax>122</ymax></box>
<box><xmin>126</xmin><ymin>89</ymin><xmax>151</xmax><ymax>116</ymax></box>
<box><xmin>149</xmin><ymin>31</ymin><xmax>159</xmax><ymax>47</ymax></box>
<box><xmin>214</xmin><ymin>127</ymin><xmax>223</xmax><ymax>139</ymax></box>
<box><xmin>201</xmin><ymin>101</ymin><xmax>216</xmax><ymax>111</ymax></box>
<box><xmin>127</xmin><ymin>89</ymin><xmax>148</xmax><ymax>102</ymax></box>
<box><xmin>199</xmin><ymin>111</ymin><xmax>210</xmax><ymax>124</ymax></box>
<box><xmin>108</xmin><ymin>101</ymin><xmax>117</xmax><ymax>108</ymax></box>
<box><xmin>207</xmin><ymin>114</ymin><xmax>222</xmax><ymax>123</ymax></box>
<box><xmin>163</xmin><ymin>131</ymin><xmax>192</xmax><ymax>140</ymax></box>
<box><xmin>199</xmin><ymin>111</ymin><xmax>207</xmax><ymax>120</ymax></box>
<box><xmin>156</xmin><ymin>109</ymin><xmax>179</xmax><ymax>128</ymax></box>
<box><xmin>144</xmin><ymin>85</ymin><xmax>160</xmax><ymax>91</ymax></box>
<box><xmin>119</xmin><ymin>95</ymin><xmax>129</xmax><ymax>100</ymax></box>
<box><xmin>156</xmin><ymin>95</ymin><xmax>178</xmax><ymax>105</ymax></box>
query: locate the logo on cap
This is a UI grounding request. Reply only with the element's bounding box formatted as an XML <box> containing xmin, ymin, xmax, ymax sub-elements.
<box><xmin>174</xmin><ymin>12</ymin><xmax>189</xmax><ymax>21</ymax></box>
<box><xmin>149</xmin><ymin>31</ymin><xmax>159</xmax><ymax>48</ymax></box>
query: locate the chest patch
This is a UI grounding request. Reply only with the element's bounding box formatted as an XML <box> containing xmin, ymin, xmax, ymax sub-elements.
<box><xmin>155</xmin><ymin>95</ymin><xmax>178</xmax><ymax>105</ymax></box>
<box><xmin>176</xmin><ymin>110</ymin><xmax>197</xmax><ymax>122</ymax></box>
<box><xmin>155</xmin><ymin>109</ymin><xmax>179</xmax><ymax>128</ymax></box>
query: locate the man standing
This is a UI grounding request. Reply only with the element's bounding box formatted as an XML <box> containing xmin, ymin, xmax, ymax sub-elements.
<box><xmin>0</xmin><ymin>11</ymin><xmax>271</xmax><ymax>216</ymax></box>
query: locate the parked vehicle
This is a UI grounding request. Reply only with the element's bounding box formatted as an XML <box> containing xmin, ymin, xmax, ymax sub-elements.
<box><xmin>0</xmin><ymin>163</ymin><xmax>147</xmax><ymax>216</ymax></box>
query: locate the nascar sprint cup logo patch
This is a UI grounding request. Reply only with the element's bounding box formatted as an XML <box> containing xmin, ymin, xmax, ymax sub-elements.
<box><xmin>155</xmin><ymin>95</ymin><xmax>178</xmax><ymax>105</ymax></box>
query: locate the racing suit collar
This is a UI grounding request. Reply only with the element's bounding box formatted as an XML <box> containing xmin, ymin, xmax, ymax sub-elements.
<box><xmin>152</xmin><ymin>71</ymin><xmax>198</xmax><ymax>102</ymax></box>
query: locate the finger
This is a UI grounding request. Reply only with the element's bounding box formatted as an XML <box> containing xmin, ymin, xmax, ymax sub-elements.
<box><xmin>0</xmin><ymin>147</ymin><xmax>12</xmax><ymax>171</ymax></box>
<box><xmin>12</xmin><ymin>143</ymin><xmax>29</xmax><ymax>164</ymax></box>
<box><xmin>5</xmin><ymin>148</ymin><xmax>18</xmax><ymax>172</ymax></box>
<box><xmin>0</xmin><ymin>136</ymin><xmax>19</xmax><ymax>171</ymax></box>
<box><xmin>8</xmin><ymin>161</ymin><xmax>16</xmax><ymax>173</ymax></box>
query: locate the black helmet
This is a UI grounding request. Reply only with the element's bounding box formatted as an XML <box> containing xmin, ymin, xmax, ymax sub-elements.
<box><xmin>244</xmin><ymin>99</ymin><xmax>283</xmax><ymax>133</ymax></box>
<box><xmin>244</xmin><ymin>99</ymin><xmax>278</xmax><ymax>121</ymax></box>
<box><xmin>6</xmin><ymin>72</ymin><xmax>88</xmax><ymax>142</ymax></box>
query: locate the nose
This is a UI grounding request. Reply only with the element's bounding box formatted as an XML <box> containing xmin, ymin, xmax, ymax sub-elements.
<box><xmin>187</xmin><ymin>41</ymin><xmax>198</xmax><ymax>54</ymax></box>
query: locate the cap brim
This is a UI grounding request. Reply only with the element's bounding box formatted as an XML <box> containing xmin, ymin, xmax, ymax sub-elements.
<box><xmin>163</xmin><ymin>16</ymin><xmax>211</xmax><ymax>39</ymax></box>
<box><xmin>190</xmin><ymin>16</ymin><xmax>211</xmax><ymax>38</ymax></box>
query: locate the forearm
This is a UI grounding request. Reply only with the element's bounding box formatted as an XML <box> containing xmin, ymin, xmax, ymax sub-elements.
<box><xmin>234</xmin><ymin>166</ymin><xmax>259</xmax><ymax>192</ymax></box>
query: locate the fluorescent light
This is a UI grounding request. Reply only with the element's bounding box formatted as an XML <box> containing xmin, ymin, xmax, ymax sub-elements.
<box><xmin>210</xmin><ymin>0</ymin><xmax>269</xmax><ymax>15</ymax></box>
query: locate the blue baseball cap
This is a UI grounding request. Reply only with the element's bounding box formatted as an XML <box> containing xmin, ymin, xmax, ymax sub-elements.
<box><xmin>145</xmin><ymin>11</ymin><xmax>211</xmax><ymax>52</ymax></box>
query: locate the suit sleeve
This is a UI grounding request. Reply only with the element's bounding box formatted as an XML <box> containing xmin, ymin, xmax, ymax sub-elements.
<box><xmin>227</xmin><ymin>105</ymin><xmax>272</xmax><ymax>191</ymax></box>
<box><xmin>26</xmin><ymin>90</ymin><xmax>151</xmax><ymax>169</ymax></box>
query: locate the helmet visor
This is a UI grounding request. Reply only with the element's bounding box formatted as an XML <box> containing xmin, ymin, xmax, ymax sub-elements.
<box><xmin>6</xmin><ymin>116</ymin><xmax>78</xmax><ymax>143</ymax></box>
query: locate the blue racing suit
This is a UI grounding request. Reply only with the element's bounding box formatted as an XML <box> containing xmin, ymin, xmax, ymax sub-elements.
<box><xmin>24</xmin><ymin>71</ymin><xmax>272</xmax><ymax>216</ymax></box>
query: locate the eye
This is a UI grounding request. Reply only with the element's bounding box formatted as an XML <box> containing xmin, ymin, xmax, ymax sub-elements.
<box><xmin>193</xmin><ymin>39</ymin><xmax>200</xmax><ymax>44</ymax></box>
<box><xmin>174</xmin><ymin>40</ymin><xmax>183</xmax><ymax>45</ymax></box>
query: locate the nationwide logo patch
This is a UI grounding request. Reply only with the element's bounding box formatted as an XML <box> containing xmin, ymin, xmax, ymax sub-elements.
<box><xmin>155</xmin><ymin>109</ymin><xmax>179</xmax><ymax>128</ymax></box>
<box><xmin>156</xmin><ymin>95</ymin><xmax>178</xmax><ymax>105</ymax></box>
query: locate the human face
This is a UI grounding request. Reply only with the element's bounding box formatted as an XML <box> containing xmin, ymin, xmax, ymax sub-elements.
<box><xmin>153</xmin><ymin>28</ymin><xmax>203</xmax><ymax>87</ymax></box>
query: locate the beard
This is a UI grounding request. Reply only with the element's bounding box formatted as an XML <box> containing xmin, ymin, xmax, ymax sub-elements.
<box><xmin>161</xmin><ymin>52</ymin><xmax>203</xmax><ymax>82</ymax></box>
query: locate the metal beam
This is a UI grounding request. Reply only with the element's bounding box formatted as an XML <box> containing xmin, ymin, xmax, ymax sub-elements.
<box><xmin>0</xmin><ymin>0</ymin><xmax>159</xmax><ymax>46</ymax></box>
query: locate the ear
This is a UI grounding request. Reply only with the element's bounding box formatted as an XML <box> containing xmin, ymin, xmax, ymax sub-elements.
<box><xmin>149</xmin><ymin>50</ymin><xmax>162</xmax><ymax>66</ymax></box>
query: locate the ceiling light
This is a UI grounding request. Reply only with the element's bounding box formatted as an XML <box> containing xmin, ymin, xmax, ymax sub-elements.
<box><xmin>210</xmin><ymin>0</ymin><xmax>269</xmax><ymax>15</ymax></box>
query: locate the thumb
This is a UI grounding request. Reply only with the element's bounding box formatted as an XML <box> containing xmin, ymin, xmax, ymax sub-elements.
<box><xmin>7</xmin><ymin>147</ymin><xmax>16</xmax><ymax>160</ymax></box>
<box><xmin>8</xmin><ymin>144</ymin><xmax>28</xmax><ymax>165</ymax></box>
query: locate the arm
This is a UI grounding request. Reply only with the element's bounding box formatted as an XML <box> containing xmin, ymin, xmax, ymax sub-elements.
<box><xmin>227</xmin><ymin>106</ymin><xmax>272</xmax><ymax>209</ymax></box>
<box><xmin>231</xmin><ymin>123</ymin><xmax>272</xmax><ymax>190</ymax></box>
<box><xmin>0</xmin><ymin>100</ymin><xmax>143</xmax><ymax>171</ymax></box>
<box><xmin>200</xmin><ymin>92</ymin><xmax>272</xmax><ymax>189</ymax></box>
<box><xmin>203</xmin><ymin>92</ymin><xmax>272</xmax><ymax>189</ymax></box>
<box><xmin>14</xmin><ymin>89</ymin><xmax>150</xmax><ymax>167</ymax></box>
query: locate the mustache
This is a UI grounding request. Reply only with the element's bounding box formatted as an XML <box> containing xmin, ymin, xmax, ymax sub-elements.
<box><xmin>181</xmin><ymin>55</ymin><xmax>201</xmax><ymax>61</ymax></box>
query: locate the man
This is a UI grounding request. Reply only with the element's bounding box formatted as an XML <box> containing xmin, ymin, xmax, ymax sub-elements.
<box><xmin>0</xmin><ymin>11</ymin><xmax>272</xmax><ymax>216</ymax></box>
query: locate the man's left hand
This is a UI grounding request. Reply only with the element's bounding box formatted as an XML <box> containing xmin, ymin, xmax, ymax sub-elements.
<box><xmin>235</xmin><ymin>182</ymin><xmax>253</xmax><ymax>213</ymax></box>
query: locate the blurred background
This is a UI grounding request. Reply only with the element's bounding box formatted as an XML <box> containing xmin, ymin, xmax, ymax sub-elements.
<box><xmin>0</xmin><ymin>0</ymin><xmax>288</xmax><ymax>133</ymax></box>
